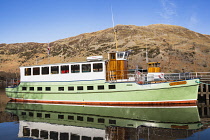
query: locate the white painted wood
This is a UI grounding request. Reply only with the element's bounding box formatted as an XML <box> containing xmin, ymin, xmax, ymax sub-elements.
<box><xmin>18</xmin><ymin>121</ymin><xmax>105</xmax><ymax>139</ymax></box>
<box><xmin>20</xmin><ymin>61</ymin><xmax>106</xmax><ymax>82</ymax></box>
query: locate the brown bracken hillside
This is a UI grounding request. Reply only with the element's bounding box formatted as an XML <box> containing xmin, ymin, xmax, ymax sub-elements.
<box><xmin>0</xmin><ymin>24</ymin><xmax>210</xmax><ymax>78</ymax></box>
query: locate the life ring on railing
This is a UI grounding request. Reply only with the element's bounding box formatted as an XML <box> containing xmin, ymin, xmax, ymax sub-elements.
<box><xmin>137</xmin><ymin>71</ymin><xmax>141</xmax><ymax>76</ymax></box>
<box><xmin>158</xmin><ymin>73</ymin><xmax>164</xmax><ymax>79</ymax></box>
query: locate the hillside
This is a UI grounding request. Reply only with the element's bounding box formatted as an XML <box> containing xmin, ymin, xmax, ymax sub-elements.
<box><xmin>0</xmin><ymin>24</ymin><xmax>210</xmax><ymax>78</ymax></box>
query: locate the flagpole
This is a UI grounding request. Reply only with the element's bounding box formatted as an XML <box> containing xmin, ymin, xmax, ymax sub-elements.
<box><xmin>47</xmin><ymin>43</ymin><xmax>50</xmax><ymax>64</ymax></box>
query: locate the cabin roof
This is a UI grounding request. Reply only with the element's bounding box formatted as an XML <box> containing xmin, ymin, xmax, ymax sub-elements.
<box><xmin>147</xmin><ymin>62</ymin><xmax>160</xmax><ymax>64</ymax></box>
<box><xmin>108</xmin><ymin>51</ymin><xmax>128</xmax><ymax>53</ymax></box>
<box><xmin>20</xmin><ymin>60</ymin><xmax>106</xmax><ymax>68</ymax></box>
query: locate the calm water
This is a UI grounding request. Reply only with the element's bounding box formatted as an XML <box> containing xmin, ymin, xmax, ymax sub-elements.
<box><xmin>1</xmin><ymin>89</ymin><xmax>210</xmax><ymax>140</ymax></box>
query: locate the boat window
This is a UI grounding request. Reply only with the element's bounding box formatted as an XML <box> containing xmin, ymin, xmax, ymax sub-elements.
<box><xmin>82</xmin><ymin>64</ymin><xmax>91</xmax><ymax>73</ymax></box>
<box><xmin>82</xmin><ymin>136</ymin><xmax>91</xmax><ymax>140</ymax></box>
<box><xmin>68</xmin><ymin>86</ymin><xmax>74</xmax><ymax>91</ymax></box>
<box><xmin>93</xmin><ymin>137</ymin><xmax>103</xmax><ymax>140</ymax></box>
<box><xmin>21</xmin><ymin>112</ymin><xmax>26</xmax><ymax>115</ymax></box>
<box><xmin>29</xmin><ymin>87</ymin><xmax>34</xmax><ymax>91</ymax></box>
<box><xmin>77</xmin><ymin>116</ymin><xmax>84</xmax><ymax>121</ymax></box>
<box><xmin>110</xmin><ymin>53</ymin><xmax>116</xmax><ymax>59</ymax></box>
<box><xmin>109</xmin><ymin>119</ymin><xmax>116</xmax><ymax>124</ymax></box>
<box><xmin>58</xmin><ymin>115</ymin><xmax>64</xmax><ymax>119</ymax></box>
<box><xmin>109</xmin><ymin>85</ymin><xmax>116</xmax><ymax>89</ymax></box>
<box><xmin>42</xmin><ymin>67</ymin><xmax>49</xmax><ymax>75</ymax></box>
<box><xmin>60</xmin><ymin>133</ymin><xmax>69</xmax><ymax>140</ymax></box>
<box><xmin>51</xmin><ymin>66</ymin><xmax>59</xmax><ymax>74</ymax></box>
<box><xmin>117</xmin><ymin>52</ymin><xmax>124</xmax><ymax>59</ymax></box>
<box><xmin>40</xmin><ymin>130</ymin><xmax>48</xmax><ymax>139</ymax></box>
<box><xmin>68</xmin><ymin>115</ymin><xmax>74</xmax><ymax>120</ymax></box>
<box><xmin>124</xmin><ymin>52</ymin><xmax>129</xmax><ymax>59</ymax></box>
<box><xmin>77</xmin><ymin>86</ymin><xmax>83</xmax><ymax>90</ymax></box>
<box><xmin>87</xmin><ymin>117</ymin><xmax>94</xmax><ymax>122</ymax></box>
<box><xmin>98</xmin><ymin>118</ymin><xmax>105</xmax><ymax>123</ymax></box>
<box><xmin>37</xmin><ymin>87</ymin><xmax>42</xmax><ymax>91</ymax></box>
<box><xmin>61</xmin><ymin>65</ymin><xmax>69</xmax><ymax>74</ymax></box>
<box><xmin>71</xmin><ymin>134</ymin><xmax>80</xmax><ymax>140</ymax></box>
<box><xmin>87</xmin><ymin>86</ymin><xmax>94</xmax><ymax>90</ymax></box>
<box><xmin>22</xmin><ymin>87</ymin><xmax>27</xmax><ymax>91</ymax></box>
<box><xmin>37</xmin><ymin>113</ymin><xmax>42</xmax><ymax>118</ymax></box>
<box><xmin>98</xmin><ymin>85</ymin><xmax>104</xmax><ymax>90</ymax></box>
<box><xmin>45</xmin><ymin>87</ymin><xmax>51</xmax><ymax>91</ymax></box>
<box><xmin>23</xmin><ymin>127</ymin><xmax>30</xmax><ymax>136</ymax></box>
<box><xmin>25</xmin><ymin>68</ymin><xmax>31</xmax><ymax>76</ymax></box>
<box><xmin>71</xmin><ymin>65</ymin><xmax>80</xmax><ymax>73</ymax></box>
<box><xmin>50</xmin><ymin>131</ymin><xmax>58</xmax><ymax>140</ymax></box>
<box><xmin>93</xmin><ymin>63</ymin><xmax>103</xmax><ymax>72</ymax></box>
<box><xmin>33</xmin><ymin>67</ymin><xmax>40</xmax><ymax>75</ymax></box>
<box><xmin>29</xmin><ymin>112</ymin><xmax>34</xmax><ymax>117</ymax></box>
<box><xmin>58</xmin><ymin>87</ymin><xmax>64</xmax><ymax>91</ymax></box>
<box><xmin>148</xmin><ymin>63</ymin><xmax>152</xmax><ymax>67</ymax></box>
<box><xmin>45</xmin><ymin>114</ymin><xmax>50</xmax><ymax>118</ymax></box>
<box><xmin>31</xmin><ymin>129</ymin><xmax>39</xmax><ymax>138</ymax></box>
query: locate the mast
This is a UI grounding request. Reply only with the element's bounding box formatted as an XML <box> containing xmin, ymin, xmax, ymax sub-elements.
<box><xmin>111</xmin><ymin>6</ymin><xmax>118</xmax><ymax>51</ymax></box>
<box><xmin>146</xmin><ymin>46</ymin><xmax>148</xmax><ymax>63</ymax></box>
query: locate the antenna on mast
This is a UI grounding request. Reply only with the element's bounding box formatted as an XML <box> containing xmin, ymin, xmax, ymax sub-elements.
<box><xmin>111</xmin><ymin>6</ymin><xmax>118</xmax><ymax>51</ymax></box>
<box><xmin>146</xmin><ymin>46</ymin><xmax>148</xmax><ymax>63</ymax></box>
<box><xmin>111</xmin><ymin>5</ymin><xmax>115</xmax><ymax>29</ymax></box>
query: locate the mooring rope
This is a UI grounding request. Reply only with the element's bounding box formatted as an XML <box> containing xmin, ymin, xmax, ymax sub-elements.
<box><xmin>196</xmin><ymin>81</ymin><xmax>210</xmax><ymax>85</ymax></box>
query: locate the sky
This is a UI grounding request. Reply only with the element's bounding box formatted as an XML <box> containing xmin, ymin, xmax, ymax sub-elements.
<box><xmin>1</xmin><ymin>0</ymin><xmax>210</xmax><ymax>44</ymax></box>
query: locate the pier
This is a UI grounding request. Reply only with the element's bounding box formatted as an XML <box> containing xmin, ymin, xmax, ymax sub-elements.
<box><xmin>195</xmin><ymin>72</ymin><xmax>210</xmax><ymax>100</ymax></box>
<box><xmin>195</xmin><ymin>72</ymin><xmax>210</xmax><ymax>118</ymax></box>
<box><xmin>198</xmin><ymin>80</ymin><xmax>210</xmax><ymax>99</ymax></box>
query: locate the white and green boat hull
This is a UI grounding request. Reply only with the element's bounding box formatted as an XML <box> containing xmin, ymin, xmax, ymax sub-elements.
<box><xmin>6</xmin><ymin>79</ymin><xmax>199</xmax><ymax>105</ymax></box>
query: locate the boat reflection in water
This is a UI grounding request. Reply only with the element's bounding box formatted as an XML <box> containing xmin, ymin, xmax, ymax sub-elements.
<box><xmin>6</xmin><ymin>102</ymin><xmax>202</xmax><ymax>140</ymax></box>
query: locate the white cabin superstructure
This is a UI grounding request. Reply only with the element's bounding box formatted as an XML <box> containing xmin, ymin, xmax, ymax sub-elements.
<box><xmin>20</xmin><ymin>61</ymin><xmax>106</xmax><ymax>82</ymax></box>
<box><xmin>19</xmin><ymin>121</ymin><xmax>105</xmax><ymax>140</ymax></box>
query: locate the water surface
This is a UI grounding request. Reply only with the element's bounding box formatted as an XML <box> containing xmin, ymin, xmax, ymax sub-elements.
<box><xmin>1</xmin><ymin>89</ymin><xmax>210</xmax><ymax>140</ymax></box>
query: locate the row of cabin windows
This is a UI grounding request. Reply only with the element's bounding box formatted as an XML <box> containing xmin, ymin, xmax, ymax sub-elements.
<box><xmin>23</xmin><ymin>128</ymin><xmax>103</xmax><ymax>140</ymax></box>
<box><xmin>22</xmin><ymin>112</ymin><xmax>114</xmax><ymax>140</ymax></box>
<box><xmin>21</xmin><ymin>111</ymin><xmax>116</xmax><ymax>125</ymax></box>
<box><xmin>22</xmin><ymin>85</ymin><xmax>116</xmax><ymax>91</ymax></box>
<box><xmin>25</xmin><ymin>63</ymin><xmax>103</xmax><ymax>76</ymax></box>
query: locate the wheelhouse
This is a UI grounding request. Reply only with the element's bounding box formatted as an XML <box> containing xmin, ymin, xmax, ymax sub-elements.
<box><xmin>106</xmin><ymin>51</ymin><xmax>129</xmax><ymax>81</ymax></box>
<box><xmin>147</xmin><ymin>62</ymin><xmax>161</xmax><ymax>73</ymax></box>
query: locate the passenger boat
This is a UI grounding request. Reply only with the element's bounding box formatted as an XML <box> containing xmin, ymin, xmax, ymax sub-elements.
<box><xmin>5</xmin><ymin>51</ymin><xmax>200</xmax><ymax>105</ymax></box>
<box><xmin>6</xmin><ymin>102</ymin><xmax>202</xmax><ymax>140</ymax></box>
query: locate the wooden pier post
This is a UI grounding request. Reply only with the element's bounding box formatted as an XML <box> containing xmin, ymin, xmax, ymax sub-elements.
<box><xmin>206</xmin><ymin>82</ymin><xmax>209</xmax><ymax>100</ymax></box>
<box><xmin>200</xmin><ymin>83</ymin><xmax>203</xmax><ymax>97</ymax></box>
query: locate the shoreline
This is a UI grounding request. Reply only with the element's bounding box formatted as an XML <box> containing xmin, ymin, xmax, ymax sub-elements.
<box><xmin>0</xmin><ymin>88</ymin><xmax>10</xmax><ymax>112</ymax></box>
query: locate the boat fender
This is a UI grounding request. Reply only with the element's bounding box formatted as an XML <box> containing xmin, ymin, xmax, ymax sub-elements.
<box><xmin>138</xmin><ymin>81</ymin><xmax>144</xmax><ymax>85</ymax></box>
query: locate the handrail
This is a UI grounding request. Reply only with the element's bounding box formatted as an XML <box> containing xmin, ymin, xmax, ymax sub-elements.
<box><xmin>106</xmin><ymin>71</ymin><xmax>210</xmax><ymax>83</ymax></box>
<box><xmin>5</xmin><ymin>78</ymin><xmax>20</xmax><ymax>88</ymax></box>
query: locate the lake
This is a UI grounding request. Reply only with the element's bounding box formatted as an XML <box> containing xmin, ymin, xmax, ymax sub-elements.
<box><xmin>1</xmin><ymin>89</ymin><xmax>210</xmax><ymax>140</ymax></box>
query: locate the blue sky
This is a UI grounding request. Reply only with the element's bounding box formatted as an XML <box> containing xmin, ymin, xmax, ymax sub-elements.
<box><xmin>1</xmin><ymin>0</ymin><xmax>210</xmax><ymax>44</ymax></box>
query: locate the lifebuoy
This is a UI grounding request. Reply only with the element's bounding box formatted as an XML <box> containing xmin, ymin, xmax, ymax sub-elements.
<box><xmin>158</xmin><ymin>73</ymin><xmax>164</xmax><ymax>79</ymax></box>
<box><xmin>137</xmin><ymin>71</ymin><xmax>141</xmax><ymax>75</ymax></box>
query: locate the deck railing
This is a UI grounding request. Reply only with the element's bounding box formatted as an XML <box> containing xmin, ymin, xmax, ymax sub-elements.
<box><xmin>191</xmin><ymin>72</ymin><xmax>210</xmax><ymax>81</ymax></box>
<box><xmin>106</xmin><ymin>71</ymin><xmax>210</xmax><ymax>83</ymax></box>
<box><xmin>5</xmin><ymin>78</ymin><xmax>20</xmax><ymax>88</ymax></box>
